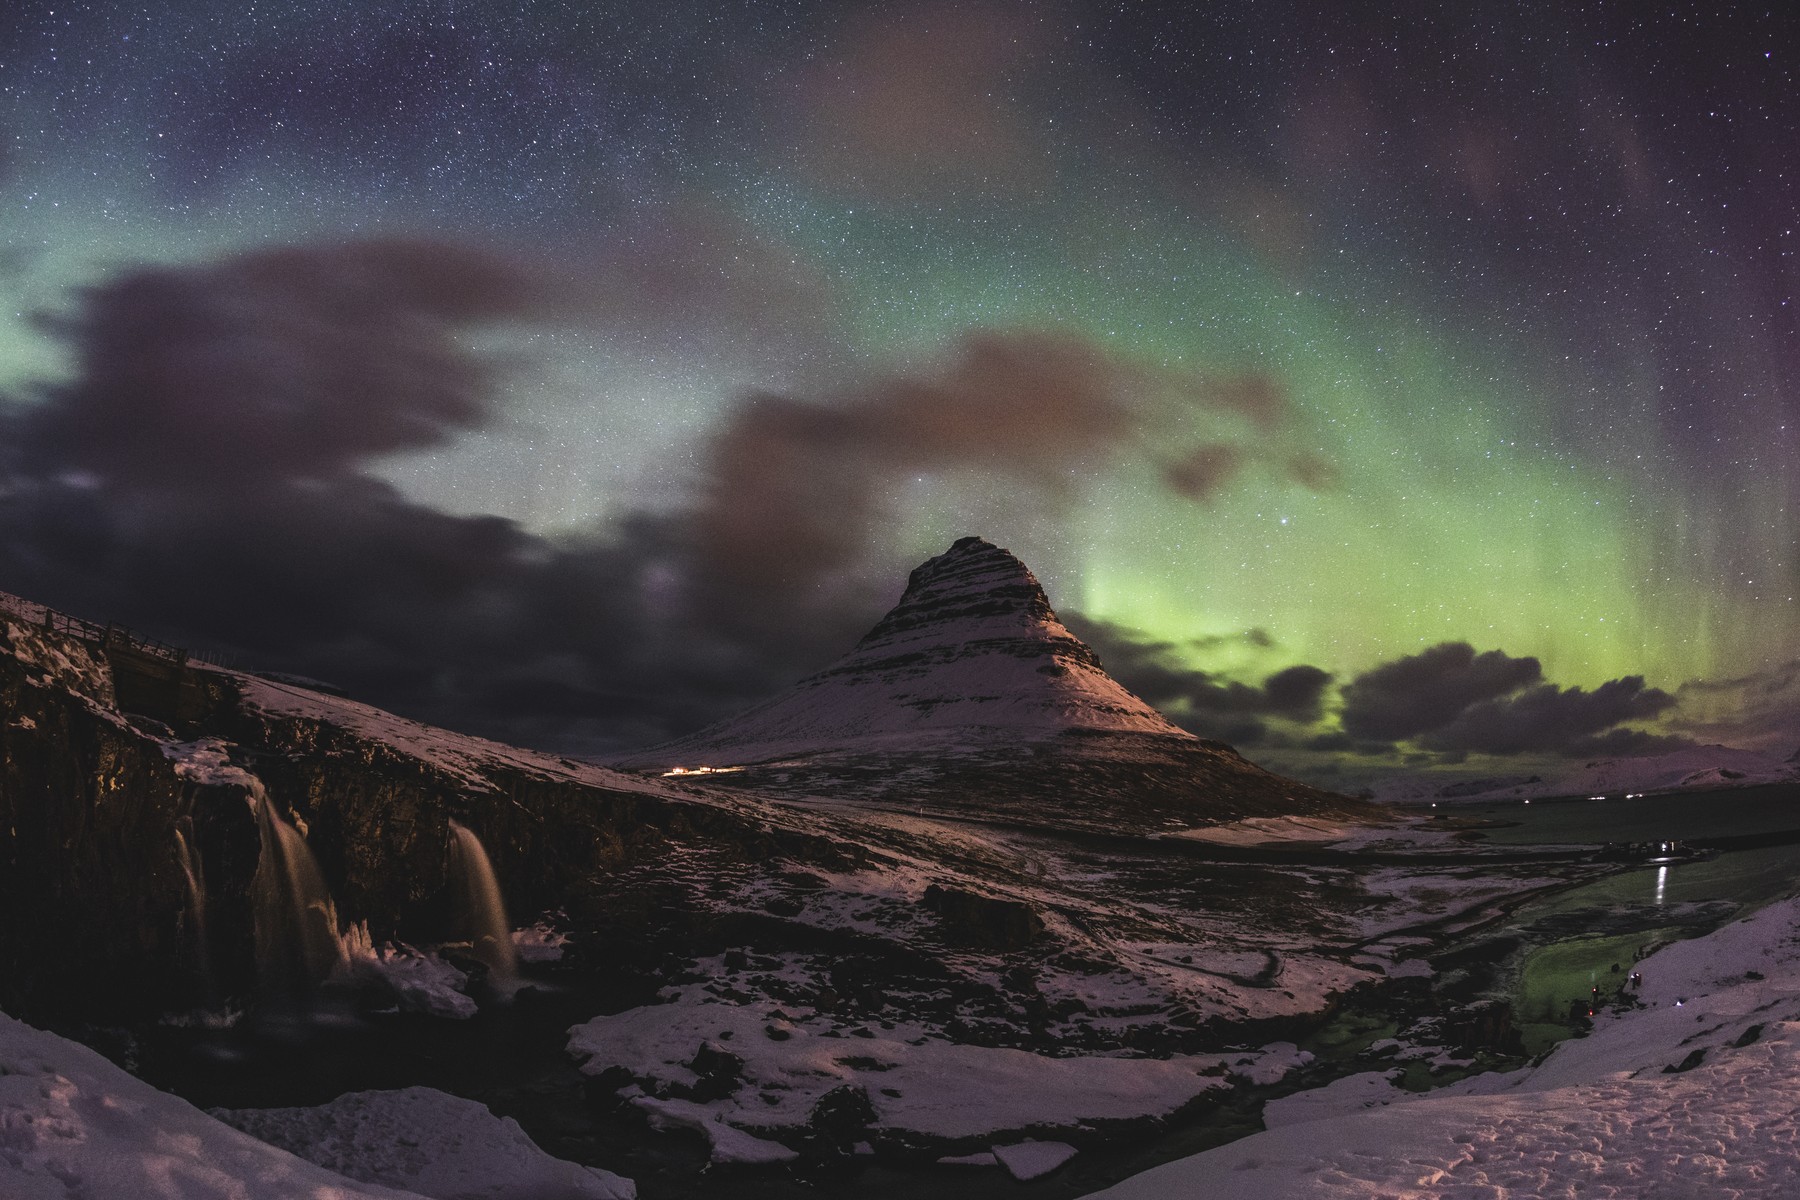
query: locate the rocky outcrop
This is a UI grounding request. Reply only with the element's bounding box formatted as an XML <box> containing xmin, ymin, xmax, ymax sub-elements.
<box><xmin>0</xmin><ymin>603</ymin><xmax>863</xmax><ymax>1023</ymax></box>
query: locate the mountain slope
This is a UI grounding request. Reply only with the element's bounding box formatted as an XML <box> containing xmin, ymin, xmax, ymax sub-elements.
<box><xmin>619</xmin><ymin>537</ymin><xmax>1367</xmax><ymax>833</ymax></box>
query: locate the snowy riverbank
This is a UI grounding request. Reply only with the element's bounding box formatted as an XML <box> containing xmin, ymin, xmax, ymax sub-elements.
<box><xmin>1091</xmin><ymin>891</ymin><xmax>1800</xmax><ymax>1198</ymax></box>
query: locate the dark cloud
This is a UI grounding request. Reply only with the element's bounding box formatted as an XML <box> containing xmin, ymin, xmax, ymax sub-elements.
<box><xmin>1064</xmin><ymin>616</ymin><xmax>1332</xmax><ymax>743</ymax></box>
<box><xmin>0</xmin><ymin>245</ymin><xmax>38</xmax><ymax>280</ymax></box>
<box><xmin>1303</xmin><ymin>731</ymin><xmax>1398</xmax><ymax>756</ymax></box>
<box><xmin>1564</xmin><ymin>728</ymin><xmax>1697</xmax><ymax>759</ymax></box>
<box><xmin>1162</xmin><ymin>444</ymin><xmax>1243</xmax><ymax>502</ymax></box>
<box><xmin>0</xmin><ymin>240</ymin><xmax>1335</xmax><ymax>755</ymax></box>
<box><xmin>1339</xmin><ymin>642</ymin><xmax>1543</xmax><ymax>741</ymax></box>
<box><xmin>1419</xmin><ymin>676</ymin><xmax>1677</xmax><ymax>755</ymax></box>
<box><xmin>20</xmin><ymin>239</ymin><xmax>537</xmax><ymax>487</ymax></box>
<box><xmin>1336</xmin><ymin>641</ymin><xmax>1683</xmax><ymax>759</ymax></box>
<box><xmin>683</xmin><ymin>331</ymin><xmax>1317</xmax><ymax>632</ymax></box>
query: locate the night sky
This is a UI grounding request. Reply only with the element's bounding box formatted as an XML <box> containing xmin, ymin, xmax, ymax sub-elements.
<box><xmin>3</xmin><ymin>1</ymin><xmax>1797</xmax><ymax>779</ymax></box>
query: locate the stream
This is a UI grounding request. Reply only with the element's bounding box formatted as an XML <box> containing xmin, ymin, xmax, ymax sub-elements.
<box><xmin>126</xmin><ymin>784</ymin><xmax>1800</xmax><ymax>1199</ymax></box>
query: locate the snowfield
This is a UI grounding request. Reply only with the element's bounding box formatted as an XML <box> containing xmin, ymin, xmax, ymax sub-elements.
<box><xmin>566</xmin><ymin>983</ymin><xmax>1307</xmax><ymax>1150</ymax></box>
<box><xmin>0</xmin><ymin>1011</ymin><xmax>634</xmax><ymax>1200</ymax></box>
<box><xmin>1091</xmin><ymin>892</ymin><xmax>1800</xmax><ymax>1199</ymax></box>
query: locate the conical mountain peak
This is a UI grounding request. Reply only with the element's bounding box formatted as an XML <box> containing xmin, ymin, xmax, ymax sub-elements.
<box><xmin>853</xmin><ymin>536</ymin><xmax>1077</xmax><ymax>661</ymax></box>
<box><xmin>624</xmin><ymin>538</ymin><xmax>1185</xmax><ymax>765</ymax></box>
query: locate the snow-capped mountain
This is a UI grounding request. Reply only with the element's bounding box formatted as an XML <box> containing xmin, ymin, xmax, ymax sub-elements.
<box><xmin>618</xmin><ymin>537</ymin><xmax>1363</xmax><ymax>833</ymax></box>
<box><xmin>1370</xmin><ymin>743</ymin><xmax>1800</xmax><ymax>805</ymax></box>
<box><xmin>627</xmin><ymin>536</ymin><xmax>1187</xmax><ymax>763</ymax></box>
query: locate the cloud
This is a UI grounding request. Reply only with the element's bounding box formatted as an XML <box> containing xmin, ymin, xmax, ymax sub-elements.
<box><xmin>19</xmin><ymin>239</ymin><xmax>538</xmax><ymax>487</ymax></box>
<box><xmin>1064</xmin><ymin>616</ymin><xmax>1332</xmax><ymax>743</ymax></box>
<box><xmin>1673</xmin><ymin>661</ymin><xmax>1800</xmax><ymax>753</ymax></box>
<box><xmin>1339</xmin><ymin>642</ymin><xmax>1544</xmax><ymax>741</ymax></box>
<box><xmin>1162</xmin><ymin>444</ymin><xmax>1244</xmax><ymax>502</ymax></box>
<box><xmin>1418</xmin><ymin>676</ymin><xmax>1678</xmax><ymax>755</ymax></box>
<box><xmin>1337</xmin><ymin>641</ymin><xmax>1682</xmax><ymax>758</ymax></box>
<box><xmin>683</xmin><ymin>331</ymin><xmax>1321</xmax><ymax>628</ymax></box>
<box><xmin>0</xmin><ymin>240</ymin><xmax>1337</xmax><ymax>755</ymax></box>
<box><xmin>1563</xmin><ymin>728</ymin><xmax>1697</xmax><ymax>759</ymax></box>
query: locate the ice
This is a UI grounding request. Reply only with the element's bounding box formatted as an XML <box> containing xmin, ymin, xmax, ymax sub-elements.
<box><xmin>990</xmin><ymin>1140</ymin><xmax>1078</xmax><ymax>1181</ymax></box>
<box><xmin>335</xmin><ymin>929</ymin><xmax>478</xmax><ymax>1019</ymax></box>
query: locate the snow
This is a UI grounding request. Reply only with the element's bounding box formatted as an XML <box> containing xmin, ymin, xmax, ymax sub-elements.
<box><xmin>1373</xmin><ymin>744</ymin><xmax>1800</xmax><ymax>804</ymax></box>
<box><xmin>0</xmin><ymin>1009</ymin><xmax>419</xmax><ymax>1199</ymax></box>
<box><xmin>990</xmin><ymin>1139</ymin><xmax>1078</xmax><ymax>1181</ymax></box>
<box><xmin>335</xmin><ymin>926</ymin><xmax>478</xmax><ymax>1019</ymax></box>
<box><xmin>0</xmin><ymin>613</ymin><xmax>118</xmax><ymax>712</ymax></box>
<box><xmin>567</xmin><ymin>990</ymin><xmax>1250</xmax><ymax>1149</ymax></box>
<box><xmin>630</xmin><ymin>1097</ymin><xmax>799</xmax><ymax>1165</ymax></box>
<box><xmin>215</xmin><ymin>1086</ymin><xmax>635</xmax><ymax>1200</ymax></box>
<box><xmin>511</xmin><ymin>922</ymin><xmax>570</xmax><ymax>964</ymax></box>
<box><xmin>0</xmin><ymin>1006</ymin><xmax>638</xmax><ymax>1200</ymax></box>
<box><xmin>1090</xmin><ymin>893</ymin><xmax>1800</xmax><ymax>1199</ymax></box>
<box><xmin>1167</xmin><ymin>815</ymin><xmax>1353</xmax><ymax>847</ymax></box>
<box><xmin>164</xmin><ymin>736</ymin><xmax>264</xmax><ymax>789</ymax></box>
<box><xmin>236</xmin><ymin>675</ymin><xmax>669</xmax><ymax>799</ymax></box>
<box><xmin>619</xmin><ymin>538</ymin><xmax>1191</xmax><ymax>766</ymax></box>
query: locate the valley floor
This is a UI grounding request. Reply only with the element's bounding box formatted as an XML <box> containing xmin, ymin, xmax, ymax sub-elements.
<box><xmin>5</xmin><ymin>889</ymin><xmax>1798</xmax><ymax>1199</ymax></box>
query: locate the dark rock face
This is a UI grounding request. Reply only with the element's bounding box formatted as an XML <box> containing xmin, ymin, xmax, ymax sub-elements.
<box><xmin>0</xmin><ymin>619</ymin><xmax>215</xmax><ymax>1016</ymax></box>
<box><xmin>847</xmin><ymin>535</ymin><xmax>1104</xmax><ymax>675</ymax></box>
<box><xmin>920</xmin><ymin>884</ymin><xmax>1045</xmax><ymax>950</ymax></box>
<box><xmin>0</xmin><ymin>605</ymin><xmax>864</xmax><ymax>1023</ymax></box>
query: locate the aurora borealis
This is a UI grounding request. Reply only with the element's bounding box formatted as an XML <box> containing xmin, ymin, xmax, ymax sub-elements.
<box><xmin>2</xmin><ymin>2</ymin><xmax>1797</xmax><ymax>771</ymax></box>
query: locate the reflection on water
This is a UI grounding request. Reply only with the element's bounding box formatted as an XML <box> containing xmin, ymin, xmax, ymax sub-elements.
<box><xmin>1490</xmin><ymin>786</ymin><xmax>1800</xmax><ymax>1056</ymax></box>
<box><xmin>1460</xmin><ymin>782</ymin><xmax>1800</xmax><ymax>847</ymax></box>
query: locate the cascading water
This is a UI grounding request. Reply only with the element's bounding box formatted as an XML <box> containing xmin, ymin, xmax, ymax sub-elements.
<box><xmin>251</xmin><ymin>782</ymin><xmax>346</xmax><ymax>1002</ymax></box>
<box><xmin>447</xmin><ymin>819</ymin><xmax>519</xmax><ymax>985</ymax></box>
<box><xmin>173</xmin><ymin>814</ymin><xmax>213</xmax><ymax>996</ymax></box>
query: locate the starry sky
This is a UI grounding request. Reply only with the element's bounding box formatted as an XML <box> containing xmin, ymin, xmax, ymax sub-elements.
<box><xmin>2</xmin><ymin>1</ymin><xmax>1798</xmax><ymax>775</ymax></box>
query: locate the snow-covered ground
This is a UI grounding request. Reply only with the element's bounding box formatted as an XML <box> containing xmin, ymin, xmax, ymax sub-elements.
<box><xmin>0</xmin><ymin>1007</ymin><xmax>635</xmax><ymax>1200</ymax></box>
<box><xmin>214</xmin><ymin>1087</ymin><xmax>635</xmax><ymax>1199</ymax></box>
<box><xmin>567</xmin><ymin>979</ymin><xmax>1316</xmax><ymax>1160</ymax></box>
<box><xmin>1091</xmin><ymin>892</ymin><xmax>1800</xmax><ymax>1199</ymax></box>
<box><xmin>1372</xmin><ymin>744</ymin><xmax>1800</xmax><ymax>805</ymax></box>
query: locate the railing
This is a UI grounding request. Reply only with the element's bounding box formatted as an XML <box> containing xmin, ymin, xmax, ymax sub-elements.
<box><xmin>39</xmin><ymin>608</ymin><xmax>191</xmax><ymax>666</ymax></box>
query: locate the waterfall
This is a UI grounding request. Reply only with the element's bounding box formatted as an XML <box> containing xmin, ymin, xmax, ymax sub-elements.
<box><xmin>447</xmin><ymin>819</ymin><xmax>519</xmax><ymax>985</ymax></box>
<box><xmin>251</xmin><ymin>783</ymin><xmax>346</xmax><ymax>1001</ymax></box>
<box><xmin>173</xmin><ymin>815</ymin><xmax>213</xmax><ymax>996</ymax></box>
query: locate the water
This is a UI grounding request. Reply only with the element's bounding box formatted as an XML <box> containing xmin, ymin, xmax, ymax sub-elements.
<box><xmin>1457</xmin><ymin>789</ymin><xmax>1800</xmax><ymax>1054</ymax></box>
<box><xmin>1453</xmin><ymin>783</ymin><xmax>1800</xmax><ymax>846</ymax></box>
<box><xmin>251</xmin><ymin>786</ymin><xmax>347</xmax><ymax>1002</ymax></box>
<box><xmin>173</xmin><ymin>815</ymin><xmax>212</xmax><ymax>997</ymax></box>
<box><xmin>448</xmin><ymin>819</ymin><xmax>519</xmax><ymax>985</ymax></box>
